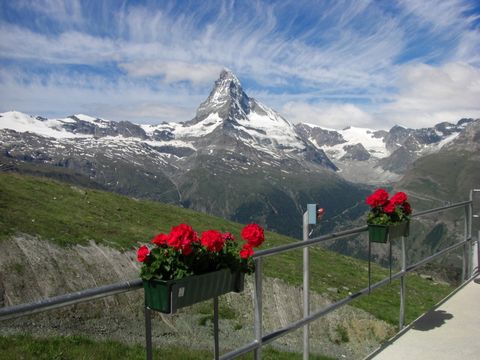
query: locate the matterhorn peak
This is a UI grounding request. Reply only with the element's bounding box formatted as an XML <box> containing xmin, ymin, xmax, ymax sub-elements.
<box><xmin>217</xmin><ymin>68</ymin><xmax>241</xmax><ymax>86</ymax></box>
<box><xmin>195</xmin><ymin>69</ymin><xmax>250</xmax><ymax>120</ymax></box>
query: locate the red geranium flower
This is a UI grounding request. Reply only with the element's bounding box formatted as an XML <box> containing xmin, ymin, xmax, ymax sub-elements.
<box><xmin>151</xmin><ymin>233</ymin><xmax>169</xmax><ymax>246</ymax></box>
<box><xmin>403</xmin><ymin>202</ymin><xmax>412</xmax><ymax>215</ymax></box>
<box><xmin>383</xmin><ymin>201</ymin><xmax>396</xmax><ymax>214</ymax></box>
<box><xmin>241</xmin><ymin>223</ymin><xmax>265</xmax><ymax>247</ymax></box>
<box><xmin>222</xmin><ymin>232</ymin><xmax>235</xmax><ymax>241</ymax></box>
<box><xmin>239</xmin><ymin>243</ymin><xmax>254</xmax><ymax>259</ymax></box>
<box><xmin>168</xmin><ymin>223</ymin><xmax>198</xmax><ymax>254</ymax></box>
<box><xmin>201</xmin><ymin>229</ymin><xmax>225</xmax><ymax>252</ymax></box>
<box><xmin>390</xmin><ymin>192</ymin><xmax>408</xmax><ymax>205</ymax></box>
<box><xmin>137</xmin><ymin>245</ymin><xmax>150</xmax><ymax>262</ymax></box>
<box><xmin>366</xmin><ymin>188</ymin><xmax>389</xmax><ymax>208</ymax></box>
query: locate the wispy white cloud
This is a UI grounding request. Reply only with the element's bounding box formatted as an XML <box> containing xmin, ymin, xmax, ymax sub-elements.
<box><xmin>0</xmin><ymin>0</ymin><xmax>479</xmax><ymax>128</ymax></box>
<box><xmin>119</xmin><ymin>61</ymin><xmax>223</xmax><ymax>85</ymax></box>
<box><xmin>0</xmin><ymin>68</ymin><xmax>201</xmax><ymax>123</ymax></box>
<box><xmin>282</xmin><ymin>102</ymin><xmax>375</xmax><ymax>129</ymax></box>
<box><xmin>13</xmin><ymin>0</ymin><xmax>84</xmax><ymax>25</ymax></box>
<box><xmin>380</xmin><ymin>62</ymin><xmax>480</xmax><ymax>128</ymax></box>
<box><xmin>399</xmin><ymin>0</ymin><xmax>478</xmax><ymax>31</ymax></box>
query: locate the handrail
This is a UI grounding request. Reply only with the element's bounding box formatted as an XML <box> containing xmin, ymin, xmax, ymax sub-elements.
<box><xmin>253</xmin><ymin>225</ymin><xmax>367</xmax><ymax>258</ymax></box>
<box><xmin>253</xmin><ymin>199</ymin><xmax>473</xmax><ymax>259</ymax></box>
<box><xmin>0</xmin><ymin>279</ymin><xmax>142</xmax><ymax>321</ymax></box>
<box><xmin>0</xmin><ymin>195</ymin><xmax>477</xmax><ymax>360</ymax></box>
<box><xmin>220</xmin><ymin>237</ymin><xmax>476</xmax><ymax>360</ymax></box>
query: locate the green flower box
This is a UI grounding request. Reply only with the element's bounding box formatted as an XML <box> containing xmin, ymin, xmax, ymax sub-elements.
<box><xmin>143</xmin><ymin>269</ymin><xmax>245</xmax><ymax>314</ymax></box>
<box><xmin>368</xmin><ymin>221</ymin><xmax>410</xmax><ymax>243</ymax></box>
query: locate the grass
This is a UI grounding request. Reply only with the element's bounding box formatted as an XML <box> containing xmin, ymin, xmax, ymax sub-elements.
<box><xmin>0</xmin><ymin>172</ymin><xmax>454</xmax><ymax>326</ymax></box>
<box><xmin>0</xmin><ymin>334</ymin><xmax>335</xmax><ymax>360</ymax></box>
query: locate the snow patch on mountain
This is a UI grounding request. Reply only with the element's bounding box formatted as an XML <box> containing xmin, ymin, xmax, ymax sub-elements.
<box><xmin>334</xmin><ymin>127</ymin><xmax>388</xmax><ymax>159</ymax></box>
<box><xmin>73</xmin><ymin>114</ymin><xmax>110</xmax><ymax>128</ymax></box>
<box><xmin>236</xmin><ymin>104</ymin><xmax>304</xmax><ymax>151</ymax></box>
<box><xmin>0</xmin><ymin>111</ymin><xmax>91</xmax><ymax>139</ymax></box>
<box><xmin>421</xmin><ymin>132</ymin><xmax>460</xmax><ymax>154</ymax></box>
<box><xmin>300</xmin><ymin>122</ymin><xmax>389</xmax><ymax>159</ymax></box>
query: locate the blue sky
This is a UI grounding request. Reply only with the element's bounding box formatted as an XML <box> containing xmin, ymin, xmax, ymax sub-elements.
<box><xmin>0</xmin><ymin>0</ymin><xmax>479</xmax><ymax>129</ymax></box>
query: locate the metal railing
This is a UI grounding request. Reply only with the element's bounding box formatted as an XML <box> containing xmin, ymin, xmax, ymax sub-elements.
<box><xmin>0</xmin><ymin>190</ymin><xmax>478</xmax><ymax>360</ymax></box>
<box><xmin>221</xmin><ymin>191</ymin><xmax>479</xmax><ymax>360</ymax></box>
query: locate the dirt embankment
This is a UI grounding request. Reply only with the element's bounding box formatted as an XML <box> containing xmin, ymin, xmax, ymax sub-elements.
<box><xmin>0</xmin><ymin>235</ymin><xmax>394</xmax><ymax>359</ymax></box>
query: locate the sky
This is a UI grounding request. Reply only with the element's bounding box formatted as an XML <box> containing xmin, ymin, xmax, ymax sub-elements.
<box><xmin>0</xmin><ymin>0</ymin><xmax>479</xmax><ymax>130</ymax></box>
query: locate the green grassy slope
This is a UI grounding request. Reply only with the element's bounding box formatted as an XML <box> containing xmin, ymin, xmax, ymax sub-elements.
<box><xmin>0</xmin><ymin>334</ymin><xmax>334</xmax><ymax>360</ymax></box>
<box><xmin>0</xmin><ymin>172</ymin><xmax>453</xmax><ymax>326</ymax></box>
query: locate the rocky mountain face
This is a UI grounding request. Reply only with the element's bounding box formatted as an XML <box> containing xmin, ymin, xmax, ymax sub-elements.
<box><xmin>295</xmin><ymin>119</ymin><xmax>475</xmax><ymax>184</ymax></box>
<box><xmin>398</xmin><ymin>119</ymin><xmax>480</xmax><ymax>203</ymax></box>
<box><xmin>0</xmin><ymin>70</ymin><xmax>365</xmax><ymax>238</ymax></box>
<box><xmin>1</xmin><ymin>69</ymin><xmax>477</xmax><ymax>238</ymax></box>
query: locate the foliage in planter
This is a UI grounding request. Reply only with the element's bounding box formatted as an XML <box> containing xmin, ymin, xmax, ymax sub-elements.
<box><xmin>137</xmin><ymin>223</ymin><xmax>265</xmax><ymax>281</ymax></box>
<box><xmin>366</xmin><ymin>189</ymin><xmax>412</xmax><ymax>226</ymax></box>
<box><xmin>365</xmin><ymin>189</ymin><xmax>412</xmax><ymax>243</ymax></box>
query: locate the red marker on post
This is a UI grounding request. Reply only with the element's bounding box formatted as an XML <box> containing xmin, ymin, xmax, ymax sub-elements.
<box><xmin>317</xmin><ymin>207</ymin><xmax>325</xmax><ymax>221</ymax></box>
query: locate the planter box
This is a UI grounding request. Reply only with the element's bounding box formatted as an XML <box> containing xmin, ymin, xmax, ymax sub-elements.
<box><xmin>368</xmin><ymin>221</ymin><xmax>410</xmax><ymax>243</ymax></box>
<box><xmin>143</xmin><ymin>269</ymin><xmax>245</xmax><ymax>314</ymax></box>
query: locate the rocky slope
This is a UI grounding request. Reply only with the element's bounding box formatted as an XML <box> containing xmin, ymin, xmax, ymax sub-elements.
<box><xmin>295</xmin><ymin>119</ymin><xmax>475</xmax><ymax>184</ymax></box>
<box><xmin>0</xmin><ymin>235</ymin><xmax>394</xmax><ymax>359</ymax></box>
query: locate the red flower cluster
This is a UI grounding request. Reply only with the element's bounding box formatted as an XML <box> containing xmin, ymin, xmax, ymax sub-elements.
<box><xmin>366</xmin><ymin>189</ymin><xmax>412</xmax><ymax>225</ymax></box>
<box><xmin>167</xmin><ymin>223</ymin><xmax>198</xmax><ymax>255</ymax></box>
<box><xmin>239</xmin><ymin>244</ymin><xmax>254</xmax><ymax>259</ymax></box>
<box><xmin>137</xmin><ymin>245</ymin><xmax>149</xmax><ymax>262</ymax></box>
<box><xmin>366</xmin><ymin>188</ymin><xmax>389</xmax><ymax>208</ymax></box>
<box><xmin>241</xmin><ymin>223</ymin><xmax>265</xmax><ymax>247</ymax></box>
<box><xmin>201</xmin><ymin>230</ymin><xmax>225</xmax><ymax>252</ymax></box>
<box><xmin>137</xmin><ymin>223</ymin><xmax>265</xmax><ymax>280</ymax></box>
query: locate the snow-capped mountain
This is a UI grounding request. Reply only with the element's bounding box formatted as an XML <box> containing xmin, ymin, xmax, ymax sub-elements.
<box><xmin>0</xmin><ymin>70</ymin><xmax>335</xmax><ymax>171</ymax></box>
<box><xmin>295</xmin><ymin>119</ymin><xmax>473</xmax><ymax>184</ymax></box>
<box><xmin>1</xmin><ymin>69</ymin><xmax>477</xmax><ymax>236</ymax></box>
<box><xmin>0</xmin><ymin>70</ymin><xmax>364</xmax><ymax>238</ymax></box>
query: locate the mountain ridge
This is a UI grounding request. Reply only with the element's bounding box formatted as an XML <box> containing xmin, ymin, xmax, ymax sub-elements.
<box><xmin>1</xmin><ymin>70</ymin><xmax>478</xmax><ymax>237</ymax></box>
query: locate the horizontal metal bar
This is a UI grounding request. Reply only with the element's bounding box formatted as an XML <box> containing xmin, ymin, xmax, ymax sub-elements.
<box><xmin>0</xmin><ymin>198</ymin><xmax>473</xmax><ymax>326</ymax></box>
<box><xmin>219</xmin><ymin>341</ymin><xmax>260</xmax><ymax>360</ymax></box>
<box><xmin>254</xmin><ymin>199</ymin><xmax>472</xmax><ymax>259</ymax></box>
<box><xmin>406</xmin><ymin>238</ymin><xmax>471</xmax><ymax>273</ymax></box>
<box><xmin>412</xmin><ymin>200</ymin><xmax>471</xmax><ymax>218</ymax></box>
<box><xmin>253</xmin><ymin>226</ymin><xmax>368</xmax><ymax>259</ymax></box>
<box><xmin>0</xmin><ymin>279</ymin><xmax>142</xmax><ymax>321</ymax></box>
<box><xmin>222</xmin><ymin>236</ymin><xmax>473</xmax><ymax>360</ymax></box>
<box><xmin>221</xmin><ymin>271</ymin><xmax>400</xmax><ymax>360</ymax></box>
<box><xmin>256</xmin><ymin>238</ymin><xmax>473</xmax><ymax>353</ymax></box>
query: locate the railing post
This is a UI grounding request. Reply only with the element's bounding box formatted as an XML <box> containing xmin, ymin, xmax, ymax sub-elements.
<box><xmin>213</xmin><ymin>296</ymin><xmax>220</xmax><ymax>360</ymax></box>
<box><xmin>303</xmin><ymin>211</ymin><xmax>310</xmax><ymax>360</ymax></box>
<box><xmin>477</xmin><ymin>230</ymin><xmax>480</xmax><ymax>275</ymax></box>
<box><xmin>399</xmin><ymin>235</ymin><xmax>406</xmax><ymax>329</ymax></box>
<box><xmin>462</xmin><ymin>203</ymin><xmax>470</xmax><ymax>282</ymax></box>
<box><xmin>145</xmin><ymin>306</ymin><xmax>153</xmax><ymax>360</ymax></box>
<box><xmin>468</xmin><ymin>190</ymin><xmax>474</xmax><ymax>278</ymax></box>
<box><xmin>253</xmin><ymin>257</ymin><xmax>263</xmax><ymax>360</ymax></box>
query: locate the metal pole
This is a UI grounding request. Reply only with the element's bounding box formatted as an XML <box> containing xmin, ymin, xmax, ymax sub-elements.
<box><xmin>253</xmin><ymin>257</ymin><xmax>263</xmax><ymax>360</ymax></box>
<box><xmin>145</xmin><ymin>307</ymin><xmax>153</xmax><ymax>360</ymax></box>
<box><xmin>368</xmin><ymin>235</ymin><xmax>371</xmax><ymax>294</ymax></box>
<box><xmin>462</xmin><ymin>204</ymin><xmax>469</xmax><ymax>282</ymax></box>
<box><xmin>477</xmin><ymin>230</ymin><xmax>480</xmax><ymax>275</ymax></box>
<box><xmin>399</xmin><ymin>235</ymin><xmax>406</xmax><ymax>329</ymax></box>
<box><xmin>468</xmin><ymin>190</ymin><xmax>474</xmax><ymax>277</ymax></box>
<box><xmin>213</xmin><ymin>296</ymin><xmax>219</xmax><ymax>360</ymax></box>
<box><xmin>303</xmin><ymin>211</ymin><xmax>310</xmax><ymax>360</ymax></box>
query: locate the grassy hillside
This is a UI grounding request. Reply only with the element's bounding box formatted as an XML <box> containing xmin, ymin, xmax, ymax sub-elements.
<box><xmin>0</xmin><ymin>172</ymin><xmax>453</xmax><ymax>326</ymax></box>
<box><xmin>0</xmin><ymin>334</ymin><xmax>334</xmax><ymax>360</ymax></box>
<box><xmin>399</xmin><ymin>151</ymin><xmax>480</xmax><ymax>203</ymax></box>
